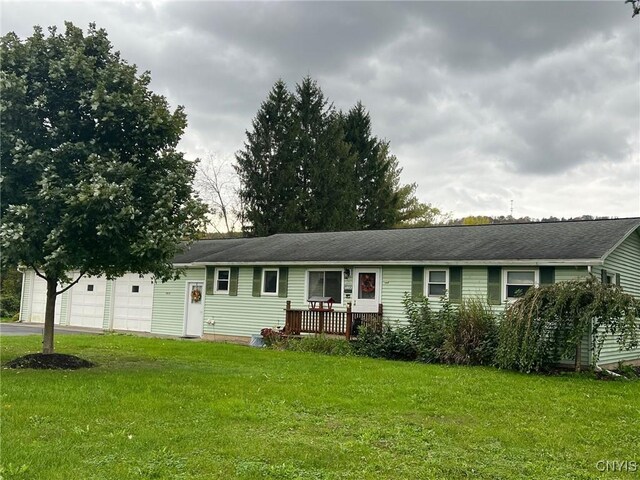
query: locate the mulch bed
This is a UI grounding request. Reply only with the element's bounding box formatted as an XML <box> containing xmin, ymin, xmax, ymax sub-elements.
<box><xmin>4</xmin><ymin>353</ymin><xmax>95</xmax><ymax>370</ymax></box>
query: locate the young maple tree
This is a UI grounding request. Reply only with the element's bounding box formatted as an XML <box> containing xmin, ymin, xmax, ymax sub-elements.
<box><xmin>0</xmin><ymin>23</ymin><xmax>206</xmax><ymax>353</ymax></box>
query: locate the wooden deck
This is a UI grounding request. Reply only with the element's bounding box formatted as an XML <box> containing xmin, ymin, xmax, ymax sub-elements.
<box><xmin>284</xmin><ymin>301</ymin><xmax>383</xmax><ymax>340</ymax></box>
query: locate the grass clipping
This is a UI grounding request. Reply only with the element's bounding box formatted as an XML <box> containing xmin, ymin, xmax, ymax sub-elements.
<box><xmin>5</xmin><ymin>353</ymin><xmax>95</xmax><ymax>370</ymax></box>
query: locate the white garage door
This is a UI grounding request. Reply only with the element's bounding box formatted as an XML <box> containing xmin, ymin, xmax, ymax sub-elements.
<box><xmin>69</xmin><ymin>276</ymin><xmax>106</xmax><ymax>329</ymax></box>
<box><xmin>29</xmin><ymin>274</ymin><xmax>62</xmax><ymax>324</ymax></box>
<box><xmin>112</xmin><ymin>273</ymin><xmax>154</xmax><ymax>332</ymax></box>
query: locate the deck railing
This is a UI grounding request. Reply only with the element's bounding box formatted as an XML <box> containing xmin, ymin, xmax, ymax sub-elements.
<box><xmin>284</xmin><ymin>301</ymin><xmax>383</xmax><ymax>340</ymax></box>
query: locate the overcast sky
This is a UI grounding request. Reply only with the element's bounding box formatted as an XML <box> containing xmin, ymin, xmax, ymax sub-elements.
<box><xmin>3</xmin><ymin>1</ymin><xmax>639</xmax><ymax>219</ymax></box>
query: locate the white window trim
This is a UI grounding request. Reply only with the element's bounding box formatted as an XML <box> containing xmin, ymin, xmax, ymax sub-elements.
<box><xmin>261</xmin><ymin>268</ymin><xmax>279</xmax><ymax>296</ymax></box>
<box><xmin>305</xmin><ymin>269</ymin><xmax>344</xmax><ymax>306</ymax></box>
<box><xmin>502</xmin><ymin>267</ymin><xmax>539</xmax><ymax>302</ymax></box>
<box><xmin>424</xmin><ymin>268</ymin><xmax>449</xmax><ymax>299</ymax></box>
<box><xmin>214</xmin><ymin>268</ymin><xmax>230</xmax><ymax>295</ymax></box>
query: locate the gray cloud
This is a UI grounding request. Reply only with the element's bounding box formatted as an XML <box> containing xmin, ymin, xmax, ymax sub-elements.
<box><xmin>2</xmin><ymin>1</ymin><xmax>638</xmax><ymax>219</ymax></box>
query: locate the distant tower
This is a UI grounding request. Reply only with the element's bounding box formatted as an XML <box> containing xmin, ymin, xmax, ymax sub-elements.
<box><xmin>510</xmin><ymin>200</ymin><xmax>514</xmax><ymax>218</ymax></box>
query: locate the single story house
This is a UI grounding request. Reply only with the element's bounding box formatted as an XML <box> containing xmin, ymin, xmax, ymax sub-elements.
<box><xmin>19</xmin><ymin>217</ymin><xmax>640</xmax><ymax>367</ymax></box>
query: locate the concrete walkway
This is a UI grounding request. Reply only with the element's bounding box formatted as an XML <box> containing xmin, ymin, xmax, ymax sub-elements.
<box><xmin>0</xmin><ymin>323</ymin><xmax>103</xmax><ymax>336</ymax></box>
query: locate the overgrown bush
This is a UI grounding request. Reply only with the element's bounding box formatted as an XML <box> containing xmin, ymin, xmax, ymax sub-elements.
<box><xmin>352</xmin><ymin>322</ymin><xmax>416</xmax><ymax>361</ymax></box>
<box><xmin>0</xmin><ymin>294</ymin><xmax>20</xmax><ymax>317</ymax></box>
<box><xmin>495</xmin><ymin>278</ymin><xmax>640</xmax><ymax>373</ymax></box>
<box><xmin>441</xmin><ymin>299</ymin><xmax>498</xmax><ymax>365</ymax></box>
<box><xmin>353</xmin><ymin>295</ymin><xmax>499</xmax><ymax>366</ymax></box>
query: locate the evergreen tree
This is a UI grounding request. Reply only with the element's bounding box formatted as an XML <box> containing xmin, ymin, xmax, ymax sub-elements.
<box><xmin>235</xmin><ymin>77</ymin><xmax>438</xmax><ymax>235</ymax></box>
<box><xmin>235</xmin><ymin>80</ymin><xmax>300</xmax><ymax>235</ymax></box>
<box><xmin>343</xmin><ymin>103</ymin><xmax>400</xmax><ymax>229</ymax></box>
<box><xmin>293</xmin><ymin>77</ymin><xmax>357</xmax><ymax>232</ymax></box>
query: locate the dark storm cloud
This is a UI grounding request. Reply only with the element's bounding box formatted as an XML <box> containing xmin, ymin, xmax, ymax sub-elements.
<box><xmin>2</xmin><ymin>1</ymin><xmax>638</xmax><ymax>218</ymax></box>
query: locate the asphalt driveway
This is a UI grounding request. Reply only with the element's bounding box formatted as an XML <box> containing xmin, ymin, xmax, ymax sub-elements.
<box><xmin>0</xmin><ymin>323</ymin><xmax>102</xmax><ymax>336</ymax></box>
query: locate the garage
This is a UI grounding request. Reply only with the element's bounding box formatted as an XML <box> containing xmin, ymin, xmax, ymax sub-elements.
<box><xmin>27</xmin><ymin>274</ymin><xmax>62</xmax><ymax>324</ymax></box>
<box><xmin>68</xmin><ymin>275</ymin><xmax>106</xmax><ymax>329</ymax></box>
<box><xmin>111</xmin><ymin>273</ymin><xmax>154</xmax><ymax>332</ymax></box>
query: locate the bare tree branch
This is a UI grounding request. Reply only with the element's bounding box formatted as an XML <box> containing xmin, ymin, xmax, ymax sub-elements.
<box><xmin>195</xmin><ymin>154</ymin><xmax>241</xmax><ymax>234</ymax></box>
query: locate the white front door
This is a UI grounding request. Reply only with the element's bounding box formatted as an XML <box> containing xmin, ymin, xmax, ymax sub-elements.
<box><xmin>352</xmin><ymin>268</ymin><xmax>381</xmax><ymax>313</ymax></box>
<box><xmin>184</xmin><ymin>282</ymin><xmax>204</xmax><ymax>337</ymax></box>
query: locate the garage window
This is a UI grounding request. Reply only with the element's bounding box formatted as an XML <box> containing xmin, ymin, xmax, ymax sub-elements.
<box><xmin>87</xmin><ymin>284</ymin><xmax>94</xmax><ymax>292</ymax></box>
<box><xmin>131</xmin><ymin>285</ymin><xmax>140</xmax><ymax>293</ymax></box>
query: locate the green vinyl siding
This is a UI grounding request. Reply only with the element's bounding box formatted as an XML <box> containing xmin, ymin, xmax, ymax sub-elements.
<box><xmin>462</xmin><ymin>267</ymin><xmax>488</xmax><ymax>301</ymax></box>
<box><xmin>151</xmin><ymin>267</ymin><xmax>206</xmax><ymax>336</ymax></box>
<box><xmin>102</xmin><ymin>279</ymin><xmax>114</xmax><ymax>330</ymax></box>
<box><xmin>554</xmin><ymin>266</ymin><xmax>589</xmax><ymax>283</ymax></box>
<box><xmin>380</xmin><ymin>266</ymin><xmax>412</xmax><ymax>324</ymax></box>
<box><xmin>59</xmin><ymin>289</ymin><xmax>70</xmax><ymax>326</ymax></box>
<box><xmin>19</xmin><ymin>269</ymin><xmax>34</xmax><ymax>323</ymax></box>
<box><xmin>204</xmin><ymin>266</ymin><xmax>309</xmax><ymax>337</ymax></box>
<box><xmin>594</xmin><ymin>229</ymin><xmax>640</xmax><ymax>365</ymax></box>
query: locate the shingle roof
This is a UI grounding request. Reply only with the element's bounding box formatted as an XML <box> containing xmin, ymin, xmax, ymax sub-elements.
<box><xmin>172</xmin><ymin>238</ymin><xmax>255</xmax><ymax>263</ymax></box>
<box><xmin>181</xmin><ymin>218</ymin><xmax>640</xmax><ymax>265</ymax></box>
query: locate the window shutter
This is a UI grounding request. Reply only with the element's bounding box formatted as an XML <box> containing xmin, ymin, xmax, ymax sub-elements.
<box><xmin>615</xmin><ymin>273</ymin><xmax>621</xmax><ymax>287</ymax></box>
<box><xmin>252</xmin><ymin>267</ymin><xmax>262</xmax><ymax>297</ymax></box>
<box><xmin>229</xmin><ymin>267</ymin><xmax>239</xmax><ymax>296</ymax></box>
<box><xmin>205</xmin><ymin>266</ymin><xmax>215</xmax><ymax>295</ymax></box>
<box><xmin>487</xmin><ymin>267</ymin><xmax>502</xmax><ymax>305</ymax></box>
<box><xmin>449</xmin><ymin>267</ymin><xmax>462</xmax><ymax>303</ymax></box>
<box><xmin>540</xmin><ymin>266</ymin><xmax>555</xmax><ymax>285</ymax></box>
<box><xmin>411</xmin><ymin>267</ymin><xmax>424</xmax><ymax>300</ymax></box>
<box><xmin>278</xmin><ymin>267</ymin><xmax>289</xmax><ymax>298</ymax></box>
<box><xmin>600</xmin><ymin>268</ymin><xmax>608</xmax><ymax>284</ymax></box>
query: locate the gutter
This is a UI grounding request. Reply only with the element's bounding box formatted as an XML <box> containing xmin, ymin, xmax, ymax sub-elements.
<box><xmin>186</xmin><ymin>259</ymin><xmax>604</xmax><ymax>267</ymax></box>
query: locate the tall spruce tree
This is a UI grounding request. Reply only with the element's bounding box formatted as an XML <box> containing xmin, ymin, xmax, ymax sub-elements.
<box><xmin>235</xmin><ymin>77</ymin><xmax>436</xmax><ymax>235</ymax></box>
<box><xmin>293</xmin><ymin>77</ymin><xmax>357</xmax><ymax>232</ymax></box>
<box><xmin>343</xmin><ymin>103</ymin><xmax>400</xmax><ymax>229</ymax></box>
<box><xmin>235</xmin><ymin>80</ymin><xmax>300</xmax><ymax>235</ymax></box>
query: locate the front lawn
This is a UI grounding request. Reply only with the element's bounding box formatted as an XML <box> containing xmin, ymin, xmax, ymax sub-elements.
<box><xmin>1</xmin><ymin>335</ymin><xmax>639</xmax><ymax>479</ymax></box>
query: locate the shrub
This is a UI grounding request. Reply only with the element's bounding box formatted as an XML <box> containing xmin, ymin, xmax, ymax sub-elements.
<box><xmin>352</xmin><ymin>322</ymin><xmax>416</xmax><ymax>361</ymax></box>
<box><xmin>0</xmin><ymin>293</ymin><xmax>20</xmax><ymax>317</ymax></box>
<box><xmin>441</xmin><ymin>298</ymin><xmax>498</xmax><ymax>365</ymax></box>
<box><xmin>260</xmin><ymin>327</ymin><xmax>286</xmax><ymax>348</ymax></box>
<box><xmin>495</xmin><ymin>278</ymin><xmax>640</xmax><ymax>373</ymax></box>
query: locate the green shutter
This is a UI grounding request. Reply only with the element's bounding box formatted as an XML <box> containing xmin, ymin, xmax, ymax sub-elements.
<box><xmin>487</xmin><ymin>267</ymin><xmax>502</xmax><ymax>305</ymax></box>
<box><xmin>540</xmin><ymin>266</ymin><xmax>555</xmax><ymax>285</ymax></box>
<box><xmin>229</xmin><ymin>267</ymin><xmax>239</xmax><ymax>296</ymax></box>
<box><xmin>411</xmin><ymin>267</ymin><xmax>424</xmax><ymax>300</ymax></box>
<box><xmin>252</xmin><ymin>267</ymin><xmax>262</xmax><ymax>297</ymax></box>
<box><xmin>278</xmin><ymin>267</ymin><xmax>289</xmax><ymax>298</ymax></box>
<box><xmin>615</xmin><ymin>273</ymin><xmax>621</xmax><ymax>287</ymax></box>
<box><xmin>600</xmin><ymin>268</ymin><xmax>608</xmax><ymax>284</ymax></box>
<box><xmin>449</xmin><ymin>267</ymin><xmax>462</xmax><ymax>303</ymax></box>
<box><xmin>205</xmin><ymin>266</ymin><xmax>215</xmax><ymax>295</ymax></box>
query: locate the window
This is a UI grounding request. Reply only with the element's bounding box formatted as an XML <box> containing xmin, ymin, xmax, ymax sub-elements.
<box><xmin>308</xmin><ymin>270</ymin><xmax>343</xmax><ymax>303</ymax></box>
<box><xmin>87</xmin><ymin>284</ymin><xmax>94</xmax><ymax>292</ymax></box>
<box><xmin>262</xmin><ymin>269</ymin><xmax>279</xmax><ymax>295</ymax></box>
<box><xmin>504</xmin><ymin>269</ymin><xmax>538</xmax><ymax>300</ymax></box>
<box><xmin>131</xmin><ymin>285</ymin><xmax>140</xmax><ymax>293</ymax></box>
<box><xmin>426</xmin><ymin>269</ymin><xmax>448</xmax><ymax>297</ymax></box>
<box><xmin>215</xmin><ymin>269</ymin><xmax>230</xmax><ymax>294</ymax></box>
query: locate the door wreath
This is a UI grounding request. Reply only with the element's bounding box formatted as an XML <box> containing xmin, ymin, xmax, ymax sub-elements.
<box><xmin>360</xmin><ymin>275</ymin><xmax>375</xmax><ymax>293</ymax></box>
<box><xmin>191</xmin><ymin>287</ymin><xmax>202</xmax><ymax>303</ymax></box>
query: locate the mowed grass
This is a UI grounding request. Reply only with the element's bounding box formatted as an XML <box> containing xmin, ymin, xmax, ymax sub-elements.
<box><xmin>1</xmin><ymin>335</ymin><xmax>639</xmax><ymax>479</ymax></box>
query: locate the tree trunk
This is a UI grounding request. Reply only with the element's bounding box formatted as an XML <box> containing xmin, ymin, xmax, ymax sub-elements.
<box><xmin>42</xmin><ymin>277</ymin><xmax>58</xmax><ymax>354</ymax></box>
<box><xmin>575</xmin><ymin>341</ymin><xmax>582</xmax><ymax>372</ymax></box>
